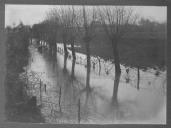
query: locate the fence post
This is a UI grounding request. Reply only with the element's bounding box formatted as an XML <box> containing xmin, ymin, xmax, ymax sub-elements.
<box><xmin>59</xmin><ymin>86</ymin><xmax>62</xmax><ymax>112</ymax></box>
<box><xmin>40</xmin><ymin>79</ymin><xmax>42</xmax><ymax>104</ymax></box>
<box><xmin>78</xmin><ymin>99</ymin><xmax>81</xmax><ymax>123</ymax></box>
<box><xmin>26</xmin><ymin>70</ymin><xmax>28</xmax><ymax>88</ymax></box>
<box><xmin>137</xmin><ymin>66</ymin><xmax>140</xmax><ymax>90</ymax></box>
<box><xmin>44</xmin><ymin>84</ymin><xmax>46</xmax><ymax>93</ymax></box>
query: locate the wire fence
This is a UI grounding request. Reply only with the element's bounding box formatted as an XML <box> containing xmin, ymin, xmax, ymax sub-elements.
<box><xmin>19</xmin><ymin>44</ymin><xmax>166</xmax><ymax>123</ymax></box>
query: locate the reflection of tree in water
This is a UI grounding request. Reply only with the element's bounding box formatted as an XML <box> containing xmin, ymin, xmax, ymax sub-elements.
<box><xmin>43</xmin><ymin>49</ymin><xmax>58</xmax><ymax>73</ymax></box>
<box><xmin>54</xmin><ymin>65</ymin><xmax>121</xmax><ymax>123</ymax></box>
<box><xmin>29</xmin><ymin>42</ymin><xmax>166</xmax><ymax>123</ymax></box>
<box><xmin>75</xmin><ymin>83</ymin><xmax>131</xmax><ymax>123</ymax></box>
<box><xmin>52</xmin><ymin>55</ymin><xmax>58</xmax><ymax>73</ymax></box>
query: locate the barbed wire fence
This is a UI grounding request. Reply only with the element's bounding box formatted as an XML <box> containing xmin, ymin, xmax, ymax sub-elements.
<box><xmin>20</xmin><ymin>68</ymin><xmax>90</xmax><ymax>123</ymax></box>
<box><xmin>56</xmin><ymin>45</ymin><xmax>166</xmax><ymax>94</ymax></box>
<box><xmin>19</xmin><ymin>44</ymin><xmax>166</xmax><ymax>123</ymax></box>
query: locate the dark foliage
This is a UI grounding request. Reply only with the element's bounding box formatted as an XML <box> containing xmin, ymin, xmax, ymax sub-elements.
<box><xmin>5</xmin><ymin>23</ymin><xmax>44</xmax><ymax>123</ymax></box>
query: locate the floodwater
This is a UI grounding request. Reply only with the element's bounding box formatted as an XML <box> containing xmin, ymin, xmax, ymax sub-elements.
<box><xmin>25</xmin><ymin>43</ymin><xmax>166</xmax><ymax>124</ymax></box>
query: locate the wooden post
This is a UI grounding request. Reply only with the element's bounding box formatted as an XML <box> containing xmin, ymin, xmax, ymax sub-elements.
<box><xmin>40</xmin><ymin>79</ymin><xmax>42</xmax><ymax>103</ymax></box>
<box><xmin>98</xmin><ymin>59</ymin><xmax>101</xmax><ymax>76</ymax></box>
<box><xmin>59</xmin><ymin>86</ymin><xmax>62</xmax><ymax>112</ymax></box>
<box><xmin>137</xmin><ymin>66</ymin><xmax>140</xmax><ymax>90</ymax></box>
<box><xmin>26</xmin><ymin>71</ymin><xmax>28</xmax><ymax>88</ymax></box>
<box><xmin>78</xmin><ymin>99</ymin><xmax>81</xmax><ymax>123</ymax></box>
<box><xmin>44</xmin><ymin>84</ymin><xmax>46</xmax><ymax>93</ymax></box>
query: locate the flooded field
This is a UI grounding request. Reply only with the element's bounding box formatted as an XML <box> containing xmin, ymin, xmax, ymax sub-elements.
<box><xmin>5</xmin><ymin>5</ymin><xmax>167</xmax><ymax>124</ymax></box>
<box><xmin>21</xmin><ymin>42</ymin><xmax>166</xmax><ymax>124</ymax></box>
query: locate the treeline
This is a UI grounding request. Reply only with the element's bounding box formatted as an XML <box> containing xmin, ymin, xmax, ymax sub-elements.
<box><xmin>32</xmin><ymin>7</ymin><xmax>166</xmax><ymax>69</ymax></box>
<box><xmin>5</xmin><ymin>22</ymin><xmax>44</xmax><ymax>122</ymax></box>
<box><xmin>31</xmin><ymin>6</ymin><xmax>166</xmax><ymax>101</ymax></box>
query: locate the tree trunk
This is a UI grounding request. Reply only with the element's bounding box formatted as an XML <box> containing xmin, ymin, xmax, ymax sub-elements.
<box><xmin>98</xmin><ymin>58</ymin><xmax>101</xmax><ymax>76</ymax></box>
<box><xmin>51</xmin><ymin>42</ymin><xmax>57</xmax><ymax>57</ymax></box>
<box><xmin>71</xmin><ymin>40</ymin><xmax>76</xmax><ymax>78</ymax></box>
<box><xmin>49</xmin><ymin>43</ymin><xmax>53</xmax><ymax>56</ymax></box>
<box><xmin>53</xmin><ymin>43</ymin><xmax>57</xmax><ymax>57</ymax></box>
<box><xmin>52</xmin><ymin>43</ymin><xmax>57</xmax><ymax>71</ymax></box>
<box><xmin>86</xmin><ymin>41</ymin><xmax>91</xmax><ymax>90</ymax></box>
<box><xmin>137</xmin><ymin>66</ymin><xmax>140</xmax><ymax>90</ymax></box>
<box><xmin>63</xmin><ymin>41</ymin><xmax>68</xmax><ymax>72</ymax></box>
<box><xmin>112</xmin><ymin>42</ymin><xmax>121</xmax><ymax>101</ymax></box>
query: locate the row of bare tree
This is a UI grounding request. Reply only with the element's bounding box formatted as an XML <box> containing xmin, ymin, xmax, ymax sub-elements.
<box><xmin>32</xmin><ymin>6</ymin><xmax>137</xmax><ymax>101</ymax></box>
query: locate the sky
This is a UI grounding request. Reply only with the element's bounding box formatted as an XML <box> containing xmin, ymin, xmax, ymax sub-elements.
<box><xmin>5</xmin><ymin>5</ymin><xmax>167</xmax><ymax>27</ymax></box>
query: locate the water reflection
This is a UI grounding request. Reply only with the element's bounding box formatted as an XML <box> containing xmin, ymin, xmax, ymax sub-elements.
<box><xmin>25</xmin><ymin>44</ymin><xmax>166</xmax><ymax>124</ymax></box>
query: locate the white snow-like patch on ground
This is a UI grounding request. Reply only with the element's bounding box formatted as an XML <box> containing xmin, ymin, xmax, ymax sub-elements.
<box><xmin>27</xmin><ymin>42</ymin><xmax>166</xmax><ymax>124</ymax></box>
<box><xmin>56</xmin><ymin>43</ymin><xmax>166</xmax><ymax>124</ymax></box>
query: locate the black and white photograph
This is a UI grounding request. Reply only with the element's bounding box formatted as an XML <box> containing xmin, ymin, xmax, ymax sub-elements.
<box><xmin>4</xmin><ymin>5</ymin><xmax>167</xmax><ymax>124</ymax></box>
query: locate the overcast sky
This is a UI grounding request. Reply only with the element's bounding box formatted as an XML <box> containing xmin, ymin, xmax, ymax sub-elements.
<box><xmin>5</xmin><ymin>5</ymin><xmax>167</xmax><ymax>27</ymax></box>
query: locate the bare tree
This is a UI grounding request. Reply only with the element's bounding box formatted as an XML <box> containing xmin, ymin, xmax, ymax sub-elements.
<box><xmin>67</xmin><ymin>7</ymin><xmax>80</xmax><ymax>79</ymax></box>
<box><xmin>48</xmin><ymin>7</ymin><xmax>71</xmax><ymax>72</ymax></box>
<box><xmin>98</xmin><ymin>6</ymin><xmax>137</xmax><ymax>100</ymax></box>
<box><xmin>44</xmin><ymin>10</ymin><xmax>60</xmax><ymax>57</ymax></box>
<box><xmin>60</xmin><ymin>8</ymin><xmax>70</xmax><ymax>72</ymax></box>
<box><xmin>81</xmin><ymin>6</ymin><xmax>97</xmax><ymax>90</ymax></box>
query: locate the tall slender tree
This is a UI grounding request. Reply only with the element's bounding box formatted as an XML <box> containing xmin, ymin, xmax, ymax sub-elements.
<box><xmin>81</xmin><ymin>6</ymin><xmax>97</xmax><ymax>90</ymax></box>
<box><xmin>67</xmin><ymin>6</ymin><xmax>81</xmax><ymax>78</ymax></box>
<box><xmin>47</xmin><ymin>7</ymin><xmax>71</xmax><ymax>72</ymax></box>
<box><xmin>99</xmin><ymin>6</ymin><xmax>137</xmax><ymax>100</ymax></box>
